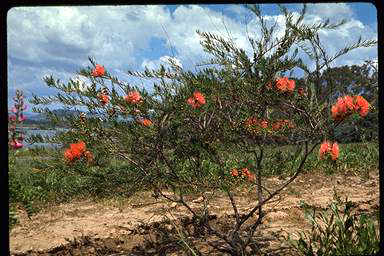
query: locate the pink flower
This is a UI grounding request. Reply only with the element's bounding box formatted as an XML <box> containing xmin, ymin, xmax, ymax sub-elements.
<box><xmin>10</xmin><ymin>139</ymin><xmax>23</xmax><ymax>149</ymax></box>
<box><xmin>9</xmin><ymin>115</ymin><xmax>17</xmax><ymax>122</ymax></box>
<box><xmin>124</xmin><ymin>91</ymin><xmax>141</xmax><ymax>104</ymax></box>
<box><xmin>11</xmin><ymin>107</ymin><xmax>18</xmax><ymax>113</ymax></box>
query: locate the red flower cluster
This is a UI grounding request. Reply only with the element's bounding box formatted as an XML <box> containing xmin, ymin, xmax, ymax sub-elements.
<box><xmin>271</xmin><ymin>119</ymin><xmax>294</xmax><ymax>131</ymax></box>
<box><xmin>244</xmin><ymin>116</ymin><xmax>259</xmax><ymax>126</ymax></box>
<box><xmin>124</xmin><ymin>91</ymin><xmax>141</xmax><ymax>104</ymax></box>
<box><xmin>230</xmin><ymin>167</ymin><xmax>255</xmax><ymax>181</ymax></box>
<box><xmin>138</xmin><ymin>118</ymin><xmax>153</xmax><ymax>127</ymax></box>
<box><xmin>276</xmin><ymin>77</ymin><xmax>295</xmax><ymax>93</ymax></box>
<box><xmin>266</xmin><ymin>77</ymin><xmax>295</xmax><ymax>93</ymax></box>
<box><xmin>64</xmin><ymin>141</ymin><xmax>93</xmax><ymax>163</ymax></box>
<box><xmin>98</xmin><ymin>94</ymin><xmax>109</xmax><ymax>105</ymax></box>
<box><xmin>187</xmin><ymin>91</ymin><xmax>206</xmax><ymax>108</ymax></box>
<box><xmin>319</xmin><ymin>140</ymin><xmax>339</xmax><ymax>161</ymax></box>
<box><xmin>331</xmin><ymin>95</ymin><xmax>370</xmax><ymax>121</ymax></box>
<box><xmin>91</xmin><ymin>64</ymin><xmax>105</xmax><ymax>77</ymax></box>
<box><xmin>245</xmin><ymin>117</ymin><xmax>294</xmax><ymax>132</ymax></box>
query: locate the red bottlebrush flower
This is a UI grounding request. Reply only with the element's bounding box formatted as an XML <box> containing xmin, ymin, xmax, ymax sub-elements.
<box><xmin>276</xmin><ymin>77</ymin><xmax>288</xmax><ymax>92</ymax></box>
<box><xmin>355</xmin><ymin>96</ymin><xmax>369</xmax><ymax>117</ymax></box>
<box><xmin>76</xmin><ymin>141</ymin><xmax>86</xmax><ymax>153</ymax></box>
<box><xmin>138</xmin><ymin>118</ymin><xmax>153</xmax><ymax>127</ymax></box>
<box><xmin>70</xmin><ymin>141</ymin><xmax>86</xmax><ymax>158</ymax></box>
<box><xmin>91</xmin><ymin>64</ymin><xmax>105</xmax><ymax>77</ymax></box>
<box><xmin>10</xmin><ymin>139</ymin><xmax>23</xmax><ymax>149</ymax></box>
<box><xmin>69</xmin><ymin>147</ymin><xmax>82</xmax><ymax>159</ymax></box>
<box><xmin>286</xmin><ymin>79</ymin><xmax>295</xmax><ymax>92</ymax></box>
<box><xmin>245</xmin><ymin>117</ymin><xmax>258</xmax><ymax>126</ymax></box>
<box><xmin>272</xmin><ymin>121</ymin><xmax>282</xmax><ymax>131</ymax></box>
<box><xmin>187</xmin><ymin>91</ymin><xmax>206</xmax><ymax>108</ymax></box>
<box><xmin>242</xmin><ymin>168</ymin><xmax>250</xmax><ymax>176</ymax></box>
<box><xmin>337</xmin><ymin>97</ymin><xmax>347</xmax><ymax>114</ymax></box>
<box><xmin>319</xmin><ymin>140</ymin><xmax>331</xmax><ymax>160</ymax></box>
<box><xmin>124</xmin><ymin>91</ymin><xmax>141</xmax><ymax>104</ymax></box>
<box><xmin>194</xmin><ymin>91</ymin><xmax>206</xmax><ymax>105</ymax></box>
<box><xmin>343</xmin><ymin>96</ymin><xmax>354</xmax><ymax>111</ymax></box>
<box><xmin>99</xmin><ymin>94</ymin><xmax>109</xmax><ymax>105</ymax></box>
<box><xmin>331</xmin><ymin>105</ymin><xmax>341</xmax><ymax>121</ymax></box>
<box><xmin>65</xmin><ymin>141</ymin><xmax>87</xmax><ymax>162</ymax></box>
<box><xmin>331</xmin><ymin>142</ymin><xmax>339</xmax><ymax>161</ymax></box>
<box><xmin>247</xmin><ymin>173</ymin><xmax>255</xmax><ymax>182</ymax></box>
<box><xmin>64</xmin><ymin>148</ymin><xmax>75</xmax><ymax>162</ymax></box>
<box><xmin>187</xmin><ymin>97</ymin><xmax>198</xmax><ymax>108</ymax></box>
<box><xmin>266</xmin><ymin>82</ymin><xmax>273</xmax><ymax>90</ymax></box>
<box><xmin>260</xmin><ymin>120</ymin><xmax>269</xmax><ymax>129</ymax></box>
<box><xmin>276</xmin><ymin>77</ymin><xmax>295</xmax><ymax>93</ymax></box>
<box><xmin>231</xmin><ymin>168</ymin><xmax>238</xmax><ymax>177</ymax></box>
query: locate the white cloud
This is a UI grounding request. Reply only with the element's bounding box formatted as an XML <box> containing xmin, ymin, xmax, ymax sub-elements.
<box><xmin>306</xmin><ymin>3</ymin><xmax>353</xmax><ymax>20</ymax></box>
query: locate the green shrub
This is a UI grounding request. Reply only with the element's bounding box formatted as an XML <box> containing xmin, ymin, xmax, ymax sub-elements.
<box><xmin>286</xmin><ymin>191</ymin><xmax>379</xmax><ymax>255</ymax></box>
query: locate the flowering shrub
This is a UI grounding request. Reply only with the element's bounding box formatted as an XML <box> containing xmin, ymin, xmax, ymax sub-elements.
<box><xmin>29</xmin><ymin>4</ymin><xmax>376</xmax><ymax>255</ymax></box>
<box><xmin>8</xmin><ymin>90</ymin><xmax>27</xmax><ymax>149</ymax></box>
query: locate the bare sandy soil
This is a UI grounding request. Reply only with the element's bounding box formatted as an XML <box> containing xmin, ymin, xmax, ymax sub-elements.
<box><xmin>10</xmin><ymin>170</ymin><xmax>379</xmax><ymax>255</ymax></box>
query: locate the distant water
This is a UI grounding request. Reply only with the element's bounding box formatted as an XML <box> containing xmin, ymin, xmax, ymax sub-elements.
<box><xmin>19</xmin><ymin>128</ymin><xmax>68</xmax><ymax>148</ymax></box>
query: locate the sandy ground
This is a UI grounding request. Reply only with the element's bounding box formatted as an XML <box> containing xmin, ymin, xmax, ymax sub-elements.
<box><xmin>10</xmin><ymin>170</ymin><xmax>379</xmax><ymax>255</ymax></box>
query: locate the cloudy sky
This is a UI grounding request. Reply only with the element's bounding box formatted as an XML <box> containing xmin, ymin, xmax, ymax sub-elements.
<box><xmin>7</xmin><ymin>3</ymin><xmax>377</xmax><ymax>113</ymax></box>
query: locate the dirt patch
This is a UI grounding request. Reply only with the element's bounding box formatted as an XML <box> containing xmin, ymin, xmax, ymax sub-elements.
<box><xmin>10</xmin><ymin>170</ymin><xmax>379</xmax><ymax>255</ymax></box>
